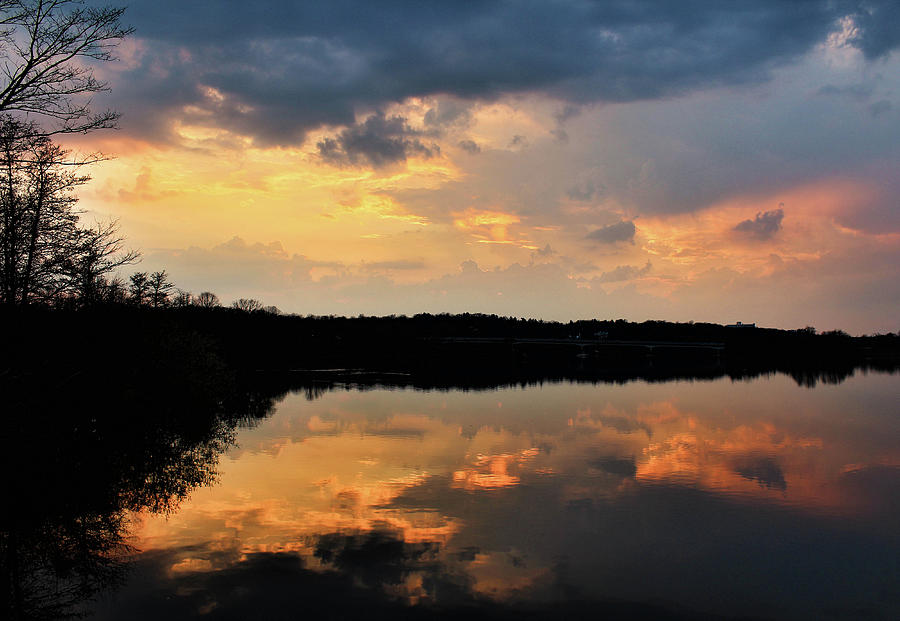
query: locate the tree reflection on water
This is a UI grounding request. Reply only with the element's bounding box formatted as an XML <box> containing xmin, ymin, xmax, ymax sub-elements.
<box><xmin>2</xmin><ymin>352</ymin><xmax>896</xmax><ymax>620</ymax></box>
<box><xmin>0</xmin><ymin>347</ymin><xmax>281</xmax><ymax>620</ymax></box>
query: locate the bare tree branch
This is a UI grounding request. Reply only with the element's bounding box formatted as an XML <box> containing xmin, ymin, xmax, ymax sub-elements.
<box><xmin>0</xmin><ymin>0</ymin><xmax>132</xmax><ymax>135</ymax></box>
<box><xmin>0</xmin><ymin>115</ymin><xmax>138</xmax><ymax>305</ymax></box>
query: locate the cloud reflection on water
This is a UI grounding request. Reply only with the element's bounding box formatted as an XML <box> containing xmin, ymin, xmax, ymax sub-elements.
<box><xmin>114</xmin><ymin>374</ymin><xmax>899</xmax><ymax>620</ymax></box>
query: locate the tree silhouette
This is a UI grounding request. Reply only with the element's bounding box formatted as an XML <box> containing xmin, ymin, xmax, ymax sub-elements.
<box><xmin>128</xmin><ymin>271</ymin><xmax>149</xmax><ymax>305</ymax></box>
<box><xmin>195</xmin><ymin>291</ymin><xmax>220</xmax><ymax>308</ymax></box>
<box><xmin>0</xmin><ymin>2</ymin><xmax>134</xmax><ymax>306</ymax></box>
<box><xmin>0</xmin><ymin>316</ymin><xmax>281</xmax><ymax>619</ymax></box>
<box><xmin>148</xmin><ymin>270</ymin><xmax>174</xmax><ymax>308</ymax></box>
<box><xmin>0</xmin><ymin>0</ymin><xmax>133</xmax><ymax>135</ymax></box>
<box><xmin>0</xmin><ymin>118</ymin><xmax>134</xmax><ymax>305</ymax></box>
<box><xmin>171</xmin><ymin>289</ymin><xmax>193</xmax><ymax>307</ymax></box>
<box><xmin>66</xmin><ymin>221</ymin><xmax>136</xmax><ymax>304</ymax></box>
<box><xmin>232</xmin><ymin>298</ymin><xmax>263</xmax><ymax>312</ymax></box>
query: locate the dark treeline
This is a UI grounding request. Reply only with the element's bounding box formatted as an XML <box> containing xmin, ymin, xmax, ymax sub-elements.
<box><xmin>0</xmin><ymin>0</ymin><xmax>894</xmax><ymax>393</ymax></box>
<box><xmin>0</xmin><ymin>305</ymin><xmax>894</xmax><ymax>619</ymax></box>
<box><xmin>0</xmin><ymin>0</ymin><xmax>895</xmax><ymax>389</ymax></box>
<box><xmin>1</xmin><ymin>303</ymin><xmax>895</xmax><ymax>619</ymax></box>
<box><xmin>4</xmin><ymin>309</ymin><xmax>866</xmax><ymax>621</ymax></box>
<box><xmin>4</xmin><ymin>304</ymin><xmax>897</xmax><ymax>395</ymax></box>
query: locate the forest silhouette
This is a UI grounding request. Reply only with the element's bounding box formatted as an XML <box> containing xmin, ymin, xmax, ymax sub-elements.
<box><xmin>0</xmin><ymin>0</ymin><xmax>895</xmax><ymax>387</ymax></box>
<box><xmin>0</xmin><ymin>4</ymin><xmax>898</xmax><ymax>619</ymax></box>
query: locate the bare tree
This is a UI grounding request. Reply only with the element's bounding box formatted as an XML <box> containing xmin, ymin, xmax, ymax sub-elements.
<box><xmin>194</xmin><ymin>291</ymin><xmax>220</xmax><ymax>309</ymax></box>
<box><xmin>0</xmin><ymin>3</ymin><xmax>136</xmax><ymax>307</ymax></box>
<box><xmin>231</xmin><ymin>298</ymin><xmax>263</xmax><ymax>312</ymax></box>
<box><xmin>0</xmin><ymin>118</ymin><xmax>77</xmax><ymax>303</ymax></box>
<box><xmin>99</xmin><ymin>273</ymin><xmax>126</xmax><ymax>303</ymax></box>
<box><xmin>0</xmin><ymin>116</ymin><xmax>133</xmax><ymax>304</ymax></box>
<box><xmin>0</xmin><ymin>0</ymin><xmax>133</xmax><ymax>135</ymax></box>
<box><xmin>65</xmin><ymin>220</ymin><xmax>138</xmax><ymax>304</ymax></box>
<box><xmin>148</xmin><ymin>270</ymin><xmax>173</xmax><ymax>308</ymax></box>
<box><xmin>171</xmin><ymin>289</ymin><xmax>192</xmax><ymax>307</ymax></box>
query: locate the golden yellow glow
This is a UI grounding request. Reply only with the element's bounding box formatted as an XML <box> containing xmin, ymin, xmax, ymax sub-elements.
<box><xmin>453</xmin><ymin>209</ymin><xmax>521</xmax><ymax>230</ymax></box>
<box><xmin>58</xmin><ymin>89</ymin><xmax>900</xmax><ymax>333</ymax></box>
<box><xmin>451</xmin><ymin>208</ymin><xmax>540</xmax><ymax>250</ymax></box>
<box><xmin>336</xmin><ymin>194</ymin><xmax>430</xmax><ymax>225</ymax></box>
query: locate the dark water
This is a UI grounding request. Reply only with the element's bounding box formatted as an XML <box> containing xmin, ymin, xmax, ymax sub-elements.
<box><xmin>4</xmin><ymin>371</ymin><xmax>898</xmax><ymax>620</ymax></box>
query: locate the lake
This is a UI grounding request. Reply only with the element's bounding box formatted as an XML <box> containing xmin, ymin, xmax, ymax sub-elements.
<box><xmin>6</xmin><ymin>370</ymin><xmax>898</xmax><ymax>620</ymax></box>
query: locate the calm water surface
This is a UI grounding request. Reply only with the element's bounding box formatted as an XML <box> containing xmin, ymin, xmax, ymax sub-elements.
<box><xmin>89</xmin><ymin>372</ymin><xmax>898</xmax><ymax>620</ymax></box>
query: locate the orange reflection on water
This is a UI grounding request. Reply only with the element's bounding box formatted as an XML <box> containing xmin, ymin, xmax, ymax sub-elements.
<box><xmin>451</xmin><ymin>448</ymin><xmax>540</xmax><ymax>491</ymax></box>
<box><xmin>130</xmin><ymin>376</ymin><xmax>898</xmax><ymax>610</ymax></box>
<box><xmin>632</xmin><ymin>415</ymin><xmax>887</xmax><ymax>514</ymax></box>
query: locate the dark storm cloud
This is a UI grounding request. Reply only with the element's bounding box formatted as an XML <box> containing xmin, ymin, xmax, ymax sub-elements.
<box><xmin>316</xmin><ymin>113</ymin><xmax>438</xmax><ymax>167</ymax></box>
<box><xmin>586</xmin><ymin>221</ymin><xmax>636</xmax><ymax>244</ymax></box>
<box><xmin>733</xmin><ymin>208</ymin><xmax>784</xmax><ymax>240</ymax></box>
<box><xmin>848</xmin><ymin>1</ymin><xmax>900</xmax><ymax>59</ymax></box>
<box><xmin>110</xmin><ymin>1</ymin><xmax>900</xmax><ymax>147</ymax></box>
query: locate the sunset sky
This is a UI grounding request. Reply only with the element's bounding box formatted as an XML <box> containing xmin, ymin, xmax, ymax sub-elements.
<box><xmin>68</xmin><ymin>1</ymin><xmax>900</xmax><ymax>333</ymax></box>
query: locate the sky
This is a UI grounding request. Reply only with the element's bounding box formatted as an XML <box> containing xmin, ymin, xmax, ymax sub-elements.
<box><xmin>66</xmin><ymin>0</ymin><xmax>900</xmax><ymax>334</ymax></box>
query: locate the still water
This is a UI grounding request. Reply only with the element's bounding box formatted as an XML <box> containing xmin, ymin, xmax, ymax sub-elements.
<box><xmin>74</xmin><ymin>372</ymin><xmax>899</xmax><ymax>618</ymax></box>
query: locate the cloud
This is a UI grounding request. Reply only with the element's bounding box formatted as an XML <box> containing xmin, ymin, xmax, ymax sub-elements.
<box><xmin>566</xmin><ymin>180</ymin><xmax>603</xmax><ymax>202</ymax></box>
<box><xmin>586</xmin><ymin>221</ymin><xmax>636</xmax><ymax>244</ymax></box>
<box><xmin>109</xmin><ymin>1</ymin><xmax>900</xmax><ymax>147</ymax></box>
<box><xmin>869</xmin><ymin>100</ymin><xmax>892</xmax><ymax>117</ymax></box>
<box><xmin>360</xmin><ymin>260</ymin><xmax>426</xmax><ymax>272</ymax></box>
<box><xmin>848</xmin><ymin>1</ymin><xmax>900</xmax><ymax>59</ymax></box>
<box><xmin>117</xmin><ymin>167</ymin><xmax>179</xmax><ymax>203</ymax></box>
<box><xmin>423</xmin><ymin>100</ymin><xmax>472</xmax><ymax>130</ymax></box>
<box><xmin>317</xmin><ymin>113</ymin><xmax>438</xmax><ymax>167</ymax></box>
<box><xmin>135</xmin><ymin>233</ymin><xmax>900</xmax><ymax>334</ymax></box>
<box><xmin>596</xmin><ymin>262</ymin><xmax>652</xmax><ymax>283</ymax></box>
<box><xmin>143</xmin><ymin>236</ymin><xmax>337</xmax><ymax>292</ymax></box>
<box><xmin>457</xmin><ymin>139</ymin><xmax>480</xmax><ymax>154</ymax></box>
<box><xmin>508</xmin><ymin>135</ymin><xmax>527</xmax><ymax>148</ymax></box>
<box><xmin>733</xmin><ymin>209</ymin><xmax>784</xmax><ymax>240</ymax></box>
<box><xmin>816</xmin><ymin>82</ymin><xmax>875</xmax><ymax>102</ymax></box>
<box><xmin>535</xmin><ymin>244</ymin><xmax>556</xmax><ymax>258</ymax></box>
<box><xmin>831</xmin><ymin>168</ymin><xmax>900</xmax><ymax>234</ymax></box>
